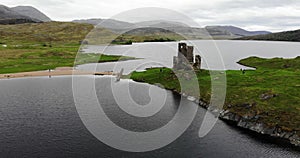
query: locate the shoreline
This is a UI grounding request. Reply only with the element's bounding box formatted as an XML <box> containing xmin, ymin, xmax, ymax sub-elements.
<box><xmin>173</xmin><ymin>90</ymin><xmax>300</xmax><ymax>147</ymax></box>
<box><xmin>1</xmin><ymin>67</ymin><xmax>299</xmax><ymax>148</ymax></box>
<box><xmin>128</xmin><ymin>56</ymin><xmax>300</xmax><ymax>148</ymax></box>
<box><xmin>131</xmin><ymin>78</ymin><xmax>300</xmax><ymax>148</ymax></box>
<box><xmin>0</xmin><ymin>67</ymin><xmax>115</xmax><ymax>79</ymax></box>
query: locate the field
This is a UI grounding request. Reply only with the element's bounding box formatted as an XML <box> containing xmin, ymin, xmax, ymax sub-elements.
<box><xmin>0</xmin><ymin>22</ymin><xmax>135</xmax><ymax>74</ymax></box>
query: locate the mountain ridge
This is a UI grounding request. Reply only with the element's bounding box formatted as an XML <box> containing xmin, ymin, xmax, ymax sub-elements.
<box><xmin>73</xmin><ymin>18</ymin><xmax>270</xmax><ymax>39</ymax></box>
<box><xmin>0</xmin><ymin>4</ymin><xmax>51</xmax><ymax>24</ymax></box>
<box><xmin>205</xmin><ymin>25</ymin><xmax>271</xmax><ymax>37</ymax></box>
<box><xmin>11</xmin><ymin>6</ymin><xmax>51</xmax><ymax>22</ymax></box>
<box><xmin>235</xmin><ymin>29</ymin><xmax>300</xmax><ymax>42</ymax></box>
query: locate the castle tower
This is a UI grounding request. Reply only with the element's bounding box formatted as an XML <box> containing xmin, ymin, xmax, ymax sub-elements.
<box><xmin>173</xmin><ymin>43</ymin><xmax>200</xmax><ymax>70</ymax></box>
<box><xmin>187</xmin><ymin>46</ymin><xmax>194</xmax><ymax>63</ymax></box>
<box><xmin>194</xmin><ymin>55</ymin><xmax>201</xmax><ymax>69</ymax></box>
<box><xmin>178</xmin><ymin>43</ymin><xmax>187</xmax><ymax>57</ymax></box>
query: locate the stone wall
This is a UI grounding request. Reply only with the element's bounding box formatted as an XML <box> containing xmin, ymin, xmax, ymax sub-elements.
<box><xmin>173</xmin><ymin>43</ymin><xmax>201</xmax><ymax>70</ymax></box>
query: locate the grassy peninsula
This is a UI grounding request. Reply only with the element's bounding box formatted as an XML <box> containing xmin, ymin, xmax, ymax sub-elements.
<box><xmin>0</xmin><ymin>22</ymin><xmax>135</xmax><ymax>74</ymax></box>
<box><xmin>130</xmin><ymin>57</ymin><xmax>300</xmax><ymax>144</ymax></box>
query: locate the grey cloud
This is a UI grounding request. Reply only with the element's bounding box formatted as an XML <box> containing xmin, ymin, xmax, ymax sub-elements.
<box><xmin>1</xmin><ymin>0</ymin><xmax>299</xmax><ymax>31</ymax></box>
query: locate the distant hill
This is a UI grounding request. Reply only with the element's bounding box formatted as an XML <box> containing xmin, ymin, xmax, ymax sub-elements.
<box><xmin>135</xmin><ymin>20</ymin><xmax>189</xmax><ymax>28</ymax></box>
<box><xmin>0</xmin><ymin>5</ymin><xmax>27</xmax><ymax>19</ymax></box>
<box><xmin>0</xmin><ymin>22</ymin><xmax>94</xmax><ymax>44</ymax></box>
<box><xmin>235</xmin><ymin>29</ymin><xmax>300</xmax><ymax>42</ymax></box>
<box><xmin>72</xmin><ymin>18</ymin><xmax>273</xmax><ymax>40</ymax></box>
<box><xmin>124</xmin><ymin>27</ymin><xmax>174</xmax><ymax>35</ymax></box>
<box><xmin>0</xmin><ymin>4</ymin><xmax>51</xmax><ymax>24</ymax></box>
<box><xmin>73</xmin><ymin>19</ymin><xmax>189</xmax><ymax>30</ymax></box>
<box><xmin>73</xmin><ymin>19</ymin><xmax>236</xmax><ymax>39</ymax></box>
<box><xmin>11</xmin><ymin>6</ymin><xmax>51</xmax><ymax>22</ymax></box>
<box><xmin>0</xmin><ymin>4</ymin><xmax>38</xmax><ymax>24</ymax></box>
<box><xmin>73</xmin><ymin>18</ymin><xmax>134</xmax><ymax>32</ymax></box>
<box><xmin>205</xmin><ymin>26</ymin><xmax>271</xmax><ymax>36</ymax></box>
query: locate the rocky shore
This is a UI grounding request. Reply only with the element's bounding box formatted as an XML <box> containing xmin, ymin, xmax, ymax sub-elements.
<box><xmin>131</xmin><ymin>80</ymin><xmax>300</xmax><ymax>147</ymax></box>
<box><xmin>219</xmin><ymin>109</ymin><xmax>300</xmax><ymax>147</ymax></box>
<box><xmin>176</xmin><ymin>91</ymin><xmax>300</xmax><ymax>147</ymax></box>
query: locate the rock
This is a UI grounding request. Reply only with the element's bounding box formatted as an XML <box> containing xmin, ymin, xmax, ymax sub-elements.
<box><xmin>260</xmin><ymin>93</ymin><xmax>278</xmax><ymax>100</ymax></box>
<box><xmin>238</xmin><ymin>103</ymin><xmax>252</xmax><ymax>109</ymax></box>
<box><xmin>220</xmin><ymin>110</ymin><xmax>230</xmax><ymax>119</ymax></box>
<box><xmin>170</xmin><ymin>86</ymin><xmax>300</xmax><ymax>147</ymax></box>
<box><xmin>254</xmin><ymin>115</ymin><xmax>260</xmax><ymax>120</ymax></box>
<box><xmin>237</xmin><ymin>119</ymin><xmax>247</xmax><ymax>127</ymax></box>
<box><xmin>283</xmin><ymin>132</ymin><xmax>294</xmax><ymax>139</ymax></box>
<box><xmin>261</xmin><ymin>127</ymin><xmax>275</xmax><ymax>135</ymax></box>
<box><xmin>249</xmin><ymin>123</ymin><xmax>264</xmax><ymax>133</ymax></box>
<box><xmin>290</xmin><ymin>135</ymin><xmax>300</xmax><ymax>146</ymax></box>
<box><xmin>187</xmin><ymin>96</ymin><xmax>196</xmax><ymax>101</ymax></box>
<box><xmin>198</xmin><ymin>100</ymin><xmax>208</xmax><ymax>108</ymax></box>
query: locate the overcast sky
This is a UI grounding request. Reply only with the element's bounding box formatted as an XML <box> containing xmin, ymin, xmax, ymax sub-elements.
<box><xmin>2</xmin><ymin>0</ymin><xmax>300</xmax><ymax>32</ymax></box>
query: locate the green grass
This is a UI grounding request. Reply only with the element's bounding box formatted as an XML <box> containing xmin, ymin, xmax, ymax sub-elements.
<box><xmin>117</xmin><ymin>34</ymin><xmax>183</xmax><ymax>43</ymax></box>
<box><xmin>0</xmin><ymin>22</ymin><xmax>137</xmax><ymax>74</ymax></box>
<box><xmin>81</xmin><ymin>26</ymin><xmax>185</xmax><ymax>45</ymax></box>
<box><xmin>0</xmin><ymin>21</ymin><xmax>94</xmax><ymax>45</ymax></box>
<box><xmin>0</xmin><ymin>21</ymin><xmax>181</xmax><ymax>46</ymax></box>
<box><xmin>0</xmin><ymin>44</ymin><xmax>135</xmax><ymax>74</ymax></box>
<box><xmin>129</xmin><ymin>57</ymin><xmax>300</xmax><ymax>134</ymax></box>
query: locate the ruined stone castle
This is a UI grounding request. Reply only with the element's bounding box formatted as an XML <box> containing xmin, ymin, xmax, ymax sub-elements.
<box><xmin>173</xmin><ymin>43</ymin><xmax>201</xmax><ymax>70</ymax></box>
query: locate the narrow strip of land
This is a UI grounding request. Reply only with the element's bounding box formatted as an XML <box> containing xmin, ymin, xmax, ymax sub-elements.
<box><xmin>0</xmin><ymin>67</ymin><xmax>115</xmax><ymax>79</ymax></box>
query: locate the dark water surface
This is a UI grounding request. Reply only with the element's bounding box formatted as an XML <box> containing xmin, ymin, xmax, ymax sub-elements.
<box><xmin>0</xmin><ymin>76</ymin><xmax>299</xmax><ymax>158</ymax></box>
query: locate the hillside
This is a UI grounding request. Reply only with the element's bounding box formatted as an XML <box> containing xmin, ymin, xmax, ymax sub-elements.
<box><xmin>73</xmin><ymin>18</ymin><xmax>134</xmax><ymax>32</ymax></box>
<box><xmin>0</xmin><ymin>4</ymin><xmax>38</xmax><ymax>24</ymax></box>
<box><xmin>236</xmin><ymin>29</ymin><xmax>300</xmax><ymax>42</ymax></box>
<box><xmin>205</xmin><ymin>26</ymin><xmax>271</xmax><ymax>36</ymax></box>
<box><xmin>73</xmin><ymin>19</ymin><xmax>271</xmax><ymax>39</ymax></box>
<box><xmin>0</xmin><ymin>21</ymin><xmax>136</xmax><ymax>74</ymax></box>
<box><xmin>0</xmin><ymin>21</ymin><xmax>94</xmax><ymax>44</ymax></box>
<box><xmin>11</xmin><ymin>6</ymin><xmax>51</xmax><ymax>22</ymax></box>
<box><xmin>135</xmin><ymin>20</ymin><xmax>189</xmax><ymax>28</ymax></box>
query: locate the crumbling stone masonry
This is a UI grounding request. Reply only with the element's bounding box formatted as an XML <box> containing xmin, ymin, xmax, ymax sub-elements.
<box><xmin>173</xmin><ymin>43</ymin><xmax>201</xmax><ymax>70</ymax></box>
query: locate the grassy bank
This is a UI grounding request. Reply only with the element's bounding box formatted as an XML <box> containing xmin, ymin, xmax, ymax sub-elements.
<box><xmin>0</xmin><ymin>22</ymin><xmax>135</xmax><ymax>74</ymax></box>
<box><xmin>0</xmin><ymin>44</ymin><xmax>135</xmax><ymax>74</ymax></box>
<box><xmin>130</xmin><ymin>57</ymin><xmax>300</xmax><ymax>135</ymax></box>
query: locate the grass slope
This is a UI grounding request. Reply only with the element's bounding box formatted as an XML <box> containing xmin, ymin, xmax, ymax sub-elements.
<box><xmin>0</xmin><ymin>22</ymin><xmax>135</xmax><ymax>74</ymax></box>
<box><xmin>130</xmin><ymin>57</ymin><xmax>300</xmax><ymax>134</ymax></box>
<box><xmin>236</xmin><ymin>29</ymin><xmax>300</xmax><ymax>42</ymax></box>
<box><xmin>0</xmin><ymin>21</ymin><xmax>94</xmax><ymax>45</ymax></box>
<box><xmin>0</xmin><ymin>45</ymin><xmax>135</xmax><ymax>74</ymax></box>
